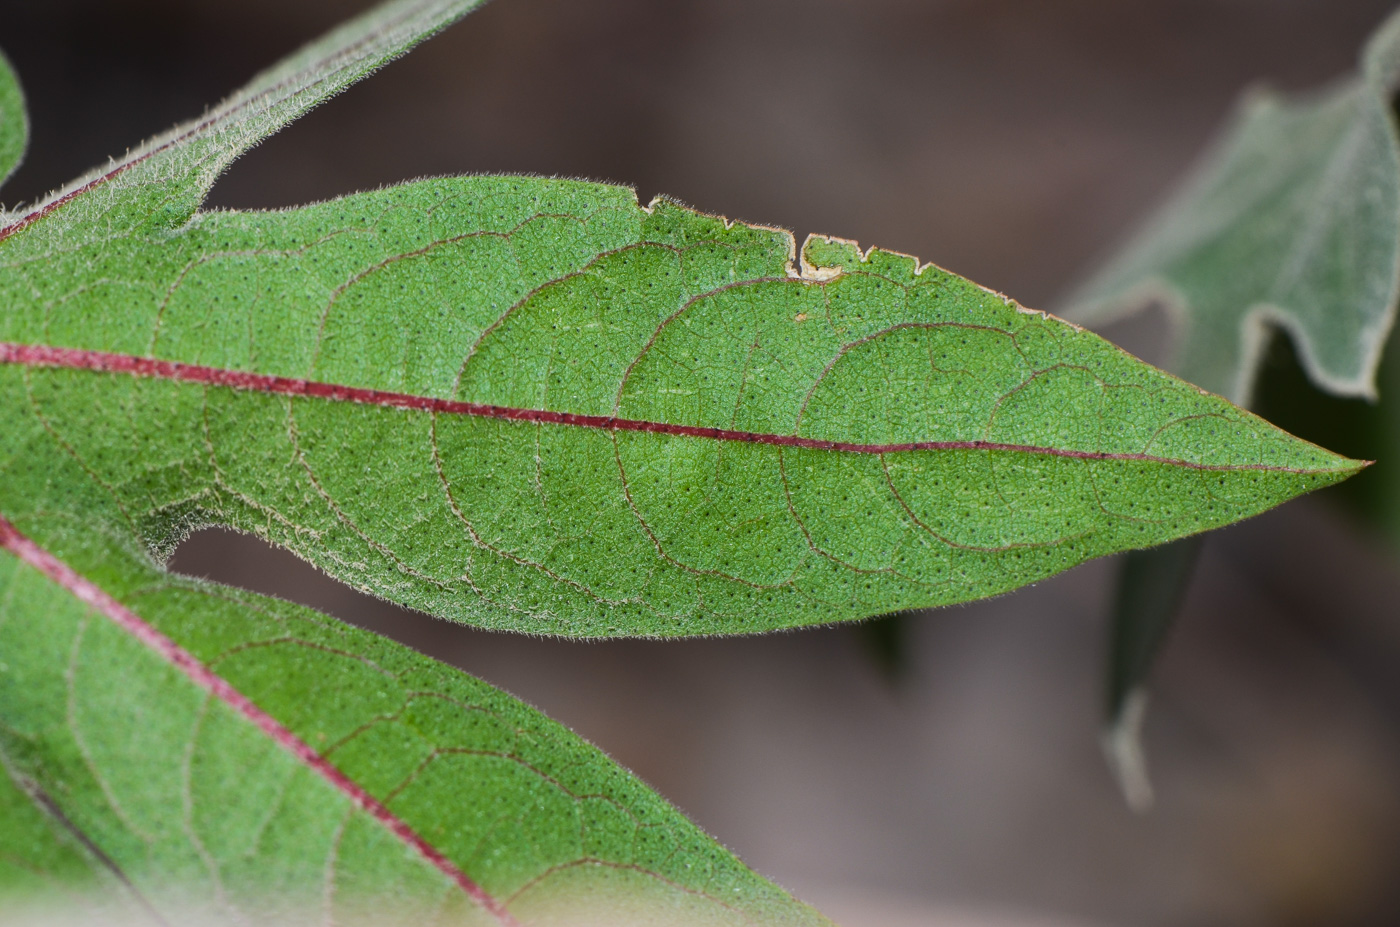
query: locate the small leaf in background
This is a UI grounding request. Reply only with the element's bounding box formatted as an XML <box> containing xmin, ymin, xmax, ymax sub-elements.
<box><xmin>1058</xmin><ymin>7</ymin><xmax>1400</xmax><ymax>795</ymax></box>
<box><xmin>858</xmin><ymin>611</ymin><xmax>916</xmax><ymax>686</ymax></box>
<box><xmin>1252</xmin><ymin>324</ymin><xmax>1400</xmax><ymax>542</ymax></box>
<box><xmin>1063</xmin><ymin>8</ymin><xmax>1400</xmax><ymax>405</ymax></box>
<box><xmin>1061</xmin><ymin>9</ymin><xmax>1400</xmax><ymax>797</ymax></box>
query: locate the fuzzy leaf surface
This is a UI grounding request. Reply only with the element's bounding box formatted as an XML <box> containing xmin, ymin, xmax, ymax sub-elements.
<box><xmin>0</xmin><ymin>2</ymin><xmax>832</xmax><ymax>921</ymax></box>
<box><xmin>1063</xmin><ymin>9</ymin><xmax>1400</xmax><ymax>404</ymax></box>
<box><xmin>0</xmin><ymin>175</ymin><xmax>1361</xmax><ymax>635</ymax></box>
<box><xmin>0</xmin><ymin>0</ymin><xmax>1367</xmax><ymax>917</ymax></box>
<box><xmin>0</xmin><ymin>510</ymin><xmax>827</xmax><ymax>925</ymax></box>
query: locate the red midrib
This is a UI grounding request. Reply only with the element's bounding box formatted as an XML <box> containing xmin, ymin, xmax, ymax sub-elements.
<box><xmin>0</xmin><ymin>341</ymin><xmax>1329</xmax><ymax>473</ymax></box>
<box><xmin>0</xmin><ymin>515</ymin><xmax>520</xmax><ymax>926</ymax></box>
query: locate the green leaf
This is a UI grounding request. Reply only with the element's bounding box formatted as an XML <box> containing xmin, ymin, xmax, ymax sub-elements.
<box><xmin>0</xmin><ymin>2</ymin><xmax>829</xmax><ymax>919</ymax></box>
<box><xmin>0</xmin><ymin>49</ymin><xmax>26</xmax><ymax>193</ymax></box>
<box><xmin>0</xmin><ymin>187</ymin><xmax>1361</xmax><ymax>635</ymax></box>
<box><xmin>0</xmin><ymin>765</ymin><xmax>110</xmax><ymax>900</ymax></box>
<box><xmin>1063</xmin><ymin>8</ymin><xmax>1400</xmax><ymax>405</ymax></box>
<box><xmin>0</xmin><ymin>0</ymin><xmax>1369</xmax><ymax>915</ymax></box>
<box><xmin>0</xmin><ymin>511</ymin><xmax>829</xmax><ymax>925</ymax></box>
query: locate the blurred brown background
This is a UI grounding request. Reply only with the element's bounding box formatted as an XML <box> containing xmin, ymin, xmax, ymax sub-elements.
<box><xmin>5</xmin><ymin>1</ymin><xmax>1400</xmax><ymax>924</ymax></box>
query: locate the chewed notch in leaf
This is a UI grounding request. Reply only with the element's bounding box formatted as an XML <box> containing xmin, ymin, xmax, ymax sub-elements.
<box><xmin>0</xmin><ymin>178</ymin><xmax>1363</xmax><ymax>637</ymax></box>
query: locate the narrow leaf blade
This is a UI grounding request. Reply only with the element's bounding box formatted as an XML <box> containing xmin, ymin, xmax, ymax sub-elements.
<box><xmin>1101</xmin><ymin>535</ymin><xmax>1203</xmax><ymax>811</ymax></box>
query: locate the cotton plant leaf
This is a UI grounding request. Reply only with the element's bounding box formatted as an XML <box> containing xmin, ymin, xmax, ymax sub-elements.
<box><xmin>0</xmin><ymin>49</ymin><xmax>26</xmax><ymax>193</ymax></box>
<box><xmin>0</xmin><ymin>509</ymin><xmax>828</xmax><ymax>926</ymax></box>
<box><xmin>1063</xmin><ymin>7</ymin><xmax>1400</xmax><ymax>406</ymax></box>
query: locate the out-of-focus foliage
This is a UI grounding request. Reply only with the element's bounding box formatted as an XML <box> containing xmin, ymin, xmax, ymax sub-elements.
<box><xmin>1066</xmin><ymin>9</ymin><xmax>1400</xmax><ymax>406</ymax></box>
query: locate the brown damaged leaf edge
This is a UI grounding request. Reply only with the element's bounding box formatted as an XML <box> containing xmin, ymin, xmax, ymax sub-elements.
<box><xmin>0</xmin><ymin>343</ymin><xmax>1365</xmax><ymax>475</ymax></box>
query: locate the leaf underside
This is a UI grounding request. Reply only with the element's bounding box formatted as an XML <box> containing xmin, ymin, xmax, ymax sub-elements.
<box><xmin>0</xmin><ymin>0</ymin><xmax>1365</xmax><ymax>921</ymax></box>
<box><xmin>0</xmin><ymin>2</ymin><xmax>835</xmax><ymax>922</ymax></box>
